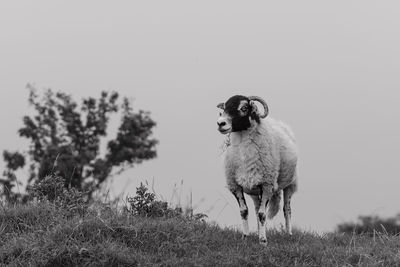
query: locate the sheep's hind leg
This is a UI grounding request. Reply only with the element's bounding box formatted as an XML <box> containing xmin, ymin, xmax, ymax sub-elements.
<box><xmin>232</xmin><ymin>188</ymin><xmax>249</xmax><ymax>238</ymax></box>
<box><xmin>283</xmin><ymin>184</ymin><xmax>295</xmax><ymax>235</ymax></box>
<box><xmin>258</xmin><ymin>185</ymin><xmax>273</xmax><ymax>245</ymax></box>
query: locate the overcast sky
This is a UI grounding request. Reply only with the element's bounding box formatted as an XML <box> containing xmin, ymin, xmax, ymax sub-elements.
<box><xmin>1</xmin><ymin>1</ymin><xmax>399</xmax><ymax>232</ymax></box>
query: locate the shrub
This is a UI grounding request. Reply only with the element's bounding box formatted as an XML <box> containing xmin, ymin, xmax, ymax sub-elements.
<box><xmin>4</xmin><ymin>87</ymin><xmax>158</xmax><ymax>199</ymax></box>
<box><xmin>337</xmin><ymin>214</ymin><xmax>400</xmax><ymax>236</ymax></box>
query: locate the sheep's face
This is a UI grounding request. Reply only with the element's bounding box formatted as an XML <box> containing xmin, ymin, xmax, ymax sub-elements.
<box><xmin>217</xmin><ymin>95</ymin><xmax>260</xmax><ymax>134</ymax></box>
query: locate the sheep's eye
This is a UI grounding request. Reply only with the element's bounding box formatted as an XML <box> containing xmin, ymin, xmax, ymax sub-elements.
<box><xmin>219</xmin><ymin>112</ymin><xmax>222</xmax><ymax>116</ymax></box>
<box><xmin>240</xmin><ymin>106</ymin><xmax>248</xmax><ymax>112</ymax></box>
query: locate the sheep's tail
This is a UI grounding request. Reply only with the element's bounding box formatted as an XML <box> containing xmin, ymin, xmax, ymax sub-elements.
<box><xmin>267</xmin><ymin>190</ymin><xmax>282</xmax><ymax>219</ymax></box>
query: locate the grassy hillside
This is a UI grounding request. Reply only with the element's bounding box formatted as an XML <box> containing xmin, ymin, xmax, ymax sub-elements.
<box><xmin>1</xmin><ymin>201</ymin><xmax>400</xmax><ymax>266</ymax></box>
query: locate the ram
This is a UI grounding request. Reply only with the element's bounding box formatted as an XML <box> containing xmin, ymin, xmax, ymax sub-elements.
<box><xmin>217</xmin><ymin>95</ymin><xmax>298</xmax><ymax>245</ymax></box>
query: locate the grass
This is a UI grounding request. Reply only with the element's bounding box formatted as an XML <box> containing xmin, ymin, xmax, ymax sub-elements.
<box><xmin>1</xmin><ymin>202</ymin><xmax>400</xmax><ymax>266</ymax></box>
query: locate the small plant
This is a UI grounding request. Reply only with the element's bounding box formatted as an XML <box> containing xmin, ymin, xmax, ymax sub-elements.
<box><xmin>127</xmin><ymin>183</ymin><xmax>209</xmax><ymax>222</ymax></box>
<box><xmin>29</xmin><ymin>175</ymin><xmax>88</xmax><ymax>217</ymax></box>
<box><xmin>127</xmin><ymin>183</ymin><xmax>182</xmax><ymax>218</ymax></box>
<box><xmin>29</xmin><ymin>175</ymin><xmax>65</xmax><ymax>202</ymax></box>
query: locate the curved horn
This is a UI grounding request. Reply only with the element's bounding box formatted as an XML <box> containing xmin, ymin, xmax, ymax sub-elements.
<box><xmin>248</xmin><ymin>96</ymin><xmax>269</xmax><ymax>118</ymax></box>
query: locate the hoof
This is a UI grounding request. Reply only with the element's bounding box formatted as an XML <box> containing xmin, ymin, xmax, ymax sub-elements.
<box><xmin>259</xmin><ymin>238</ymin><xmax>268</xmax><ymax>246</ymax></box>
<box><xmin>242</xmin><ymin>234</ymin><xmax>248</xmax><ymax>240</ymax></box>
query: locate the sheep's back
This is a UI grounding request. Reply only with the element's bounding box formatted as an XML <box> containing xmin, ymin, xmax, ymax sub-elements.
<box><xmin>268</xmin><ymin>118</ymin><xmax>298</xmax><ymax>189</ymax></box>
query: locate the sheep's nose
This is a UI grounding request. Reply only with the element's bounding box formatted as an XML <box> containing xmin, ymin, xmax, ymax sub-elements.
<box><xmin>217</xmin><ymin>121</ymin><xmax>226</xmax><ymax>127</ymax></box>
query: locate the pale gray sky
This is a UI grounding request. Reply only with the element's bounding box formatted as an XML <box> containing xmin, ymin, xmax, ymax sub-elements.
<box><xmin>1</xmin><ymin>1</ymin><xmax>400</xmax><ymax>232</ymax></box>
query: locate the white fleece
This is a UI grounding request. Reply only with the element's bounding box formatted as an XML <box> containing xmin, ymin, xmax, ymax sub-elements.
<box><xmin>224</xmin><ymin>117</ymin><xmax>298</xmax><ymax>196</ymax></box>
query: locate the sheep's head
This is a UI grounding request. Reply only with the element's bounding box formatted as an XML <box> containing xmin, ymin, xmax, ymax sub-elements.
<box><xmin>216</xmin><ymin>95</ymin><xmax>269</xmax><ymax>134</ymax></box>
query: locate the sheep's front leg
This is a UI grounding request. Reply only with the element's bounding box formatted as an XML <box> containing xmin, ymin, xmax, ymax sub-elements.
<box><xmin>258</xmin><ymin>185</ymin><xmax>273</xmax><ymax>245</ymax></box>
<box><xmin>250</xmin><ymin>195</ymin><xmax>262</xmax><ymax>236</ymax></box>
<box><xmin>232</xmin><ymin>188</ymin><xmax>249</xmax><ymax>237</ymax></box>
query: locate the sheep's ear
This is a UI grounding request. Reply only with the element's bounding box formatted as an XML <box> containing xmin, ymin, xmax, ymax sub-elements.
<box><xmin>217</xmin><ymin>102</ymin><xmax>225</xmax><ymax>109</ymax></box>
<box><xmin>249</xmin><ymin>100</ymin><xmax>261</xmax><ymax>123</ymax></box>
